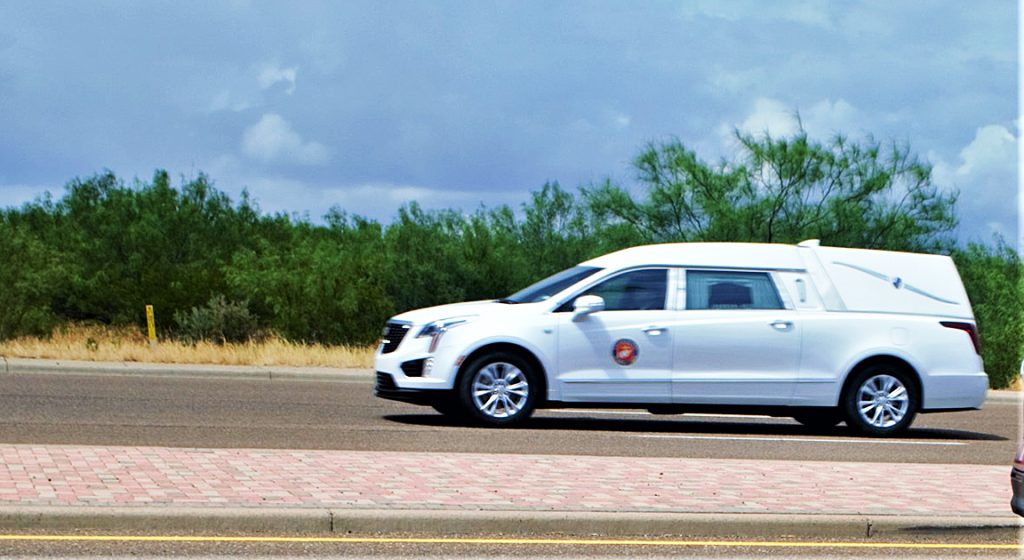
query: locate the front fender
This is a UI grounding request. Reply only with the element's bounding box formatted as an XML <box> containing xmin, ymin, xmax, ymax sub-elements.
<box><xmin>451</xmin><ymin>333</ymin><xmax>558</xmax><ymax>398</ymax></box>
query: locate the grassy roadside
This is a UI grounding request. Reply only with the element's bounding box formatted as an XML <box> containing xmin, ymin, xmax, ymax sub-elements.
<box><xmin>1</xmin><ymin>324</ymin><xmax>1019</xmax><ymax>389</ymax></box>
<box><xmin>0</xmin><ymin>325</ymin><xmax>376</xmax><ymax>369</ymax></box>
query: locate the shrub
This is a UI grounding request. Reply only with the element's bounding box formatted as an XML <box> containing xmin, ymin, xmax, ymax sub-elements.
<box><xmin>953</xmin><ymin>242</ymin><xmax>1024</xmax><ymax>389</ymax></box>
<box><xmin>173</xmin><ymin>296</ymin><xmax>261</xmax><ymax>345</ymax></box>
<box><xmin>0</xmin><ymin>219</ymin><xmax>59</xmax><ymax>340</ymax></box>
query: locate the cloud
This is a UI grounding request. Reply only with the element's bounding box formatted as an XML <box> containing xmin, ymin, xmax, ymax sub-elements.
<box><xmin>730</xmin><ymin>97</ymin><xmax>861</xmax><ymax>140</ymax></box>
<box><xmin>801</xmin><ymin>99</ymin><xmax>860</xmax><ymax>138</ymax></box>
<box><xmin>204</xmin><ymin>62</ymin><xmax>297</xmax><ymax>114</ymax></box>
<box><xmin>257</xmin><ymin>63</ymin><xmax>297</xmax><ymax>95</ymax></box>
<box><xmin>208</xmin><ymin>90</ymin><xmax>254</xmax><ymax>113</ymax></box>
<box><xmin>733</xmin><ymin>98</ymin><xmax>801</xmax><ymax>138</ymax></box>
<box><xmin>706</xmin><ymin>66</ymin><xmax>769</xmax><ymax>95</ymax></box>
<box><xmin>0</xmin><ymin>2</ymin><xmax>1013</xmax><ymax>246</ymax></box>
<box><xmin>609</xmin><ymin>111</ymin><xmax>631</xmax><ymax>129</ymax></box>
<box><xmin>937</xmin><ymin>125</ymin><xmax>1016</xmax><ymax>179</ymax></box>
<box><xmin>679</xmin><ymin>0</ymin><xmax>833</xmax><ymax>28</ymax></box>
<box><xmin>241</xmin><ymin>113</ymin><xmax>329</xmax><ymax>165</ymax></box>
<box><xmin>324</xmin><ymin>183</ymin><xmax>522</xmax><ymax>210</ymax></box>
<box><xmin>930</xmin><ymin>124</ymin><xmax>1018</xmax><ymax>243</ymax></box>
<box><xmin>201</xmin><ymin>153</ymin><xmax>525</xmax><ymax>221</ymax></box>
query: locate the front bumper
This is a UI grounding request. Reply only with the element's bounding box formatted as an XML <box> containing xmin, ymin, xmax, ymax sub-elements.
<box><xmin>374</xmin><ymin>371</ymin><xmax>449</xmax><ymax>406</ymax></box>
<box><xmin>1012</xmin><ymin>467</ymin><xmax>1024</xmax><ymax>517</ymax></box>
<box><xmin>374</xmin><ymin>325</ymin><xmax>463</xmax><ymax>391</ymax></box>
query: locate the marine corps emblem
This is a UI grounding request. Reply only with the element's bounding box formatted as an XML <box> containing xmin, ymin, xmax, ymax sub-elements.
<box><xmin>612</xmin><ymin>339</ymin><xmax>639</xmax><ymax>366</ymax></box>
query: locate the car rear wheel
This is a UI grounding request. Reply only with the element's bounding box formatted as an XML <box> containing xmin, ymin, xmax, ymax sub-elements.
<box><xmin>842</xmin><ymin>364</ymin><xmax>918</xmax><ymax>436</ymax></box>
<box><xmin>457</xmin><ymin>352</ymin><xmax>537</xmax><ymax>427</ymax></box>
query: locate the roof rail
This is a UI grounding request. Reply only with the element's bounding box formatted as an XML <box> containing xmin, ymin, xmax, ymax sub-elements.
<box><xmin>798</xmin><ymin>239</ymin><xmax>821</xmax><ymax>247</ymax></box>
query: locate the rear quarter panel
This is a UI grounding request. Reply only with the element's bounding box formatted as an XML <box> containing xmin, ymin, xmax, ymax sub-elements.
<box><xmin>795</xmin><ymin>311</ymin><xmax>986</xmax><ymax>408</ymax></box>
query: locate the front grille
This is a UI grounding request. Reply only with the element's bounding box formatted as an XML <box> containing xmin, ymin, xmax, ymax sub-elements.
<box><xmin>401</xmin><ymin>359</ymin><xmax>425</xmax><ymax>377</ymax></box>
<box><xmin>381</xmin><ymin>322</ymin><xmax>411</xmax><ymax>354</ymax></box>
<box><xmin>376</xmin><ymin>371</ymin><xmax>398</xmax><ymax>391</ymax></box>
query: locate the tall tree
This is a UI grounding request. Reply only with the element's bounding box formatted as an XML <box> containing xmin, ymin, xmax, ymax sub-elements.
<box><xmin>584</xmin><ymin>130</ymin><xmax>958</xmax><ymax>251</ymax></box>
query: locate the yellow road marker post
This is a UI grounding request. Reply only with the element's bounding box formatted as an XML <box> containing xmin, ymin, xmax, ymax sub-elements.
<box><xmin>145</xmin><ymin>305</ymin><xmax>157</xmax><ymax>349</ymax></box>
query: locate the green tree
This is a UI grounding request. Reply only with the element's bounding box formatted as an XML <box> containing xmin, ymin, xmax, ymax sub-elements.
<box><xmin>585</xmin><ymin>131</ymin><xmax>958</xmax><ymax>251</ymax></box>
<box><xmin>518</xmin><ymin>182</ymin><xmax>604</xmax><ymax>275</ymax></box>
<box><xmin>0</xmin><ymin>218</ymin><xmax>60</xmax><ymax>338</ymax></box>
<box><xmin>953</xmin><ymin>241</ymin><xmax>1024</xmax><ymax>388</ymax></box>
<box><xmin>227</xmin><ymin>217</ymin><xmax>393</xmax><ymax>344</ymax></box>
<box><xmin>9</xmin><ymin>170</ymin><xmax>270</xmax><ymax>330</ymax></box>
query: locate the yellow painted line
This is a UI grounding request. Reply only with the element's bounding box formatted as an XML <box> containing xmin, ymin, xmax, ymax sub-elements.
<box><xmin>0</xmin><ymin>535</ymin><xmax>1018</xmax><ymax>550</ymax></box>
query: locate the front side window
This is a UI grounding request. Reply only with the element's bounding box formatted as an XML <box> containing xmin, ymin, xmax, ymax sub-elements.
<box><xmin>578</xmin><ymin>268</ymin><xmax>669</xmax><ymax>311</ymax></box>
<box><xmin>686</xmin><ymin>270</ymin><xmax>783</xmax><ymax>310</ymax></box>
<box><xmin>503</xmin><ymin>266</ymin><xmax>602</xmax><ymax>304</ymax></box>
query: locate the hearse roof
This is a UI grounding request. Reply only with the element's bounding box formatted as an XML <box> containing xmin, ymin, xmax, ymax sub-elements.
<box><xmin>581</xmin><ymin>242</ymin><xmax>806</xmax><ymax>271</ymax></box>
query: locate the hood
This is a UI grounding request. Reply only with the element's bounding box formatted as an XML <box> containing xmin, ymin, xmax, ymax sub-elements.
<box><xmin>391</xmin><ymin>300</ymin><xmax>514</xmax><ymax>325</ymax></box>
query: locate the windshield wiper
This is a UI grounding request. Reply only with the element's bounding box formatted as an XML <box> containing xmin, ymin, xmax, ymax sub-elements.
<box><xmin>495</xmin><ymin>298</ymin><xmax>519</xmax><ymax>304</ymax></box>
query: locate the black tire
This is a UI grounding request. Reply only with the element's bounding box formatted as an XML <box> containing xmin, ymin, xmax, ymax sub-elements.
<box><xmin>842</xmin><ymin>363</ymin><xmax>919</xmax><ymax>437</ymax></box>
<box><xmin>456</xmin><ymin>351</ymin><xmax>538</xmax><ymax>427</ymax></box>
<box><xmin>792</xmin><ymin>409</ymin><xmax>842</xmax><ymax>429</ymax></box>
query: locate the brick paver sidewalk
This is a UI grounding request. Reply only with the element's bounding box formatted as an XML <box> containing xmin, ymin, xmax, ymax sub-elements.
<box><xmin>0</xmin><ymin>445</ymin><xmax>1009</xmax><ymax>517</ymax></box>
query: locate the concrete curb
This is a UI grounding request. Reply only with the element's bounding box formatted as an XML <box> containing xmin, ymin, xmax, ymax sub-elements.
<box><xmin>0</xmin><ymin>506</ymin><xmax>1019</xmax><ymax>539</ymax></box>
<box><xmin>987</xmin><ymin>390</ymin><xmax>1023</xmax><ymax>403</ymax></box>
<box><xmin>0</xmin><ymin>358</ymin><xmax>370</xmax><ymax>383</ymax></box>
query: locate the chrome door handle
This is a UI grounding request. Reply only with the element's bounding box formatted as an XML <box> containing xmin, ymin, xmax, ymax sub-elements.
<box><xmin>643</xmin><ymin>325</ymin><xmax>666</xmax><ymax>336</ymax></box>
<box><xmin>770</xmin><ymin>320</ymin><xmax>794</xmax><ymax>331</ymax></box>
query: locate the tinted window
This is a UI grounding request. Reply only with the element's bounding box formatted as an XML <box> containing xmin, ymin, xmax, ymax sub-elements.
<box><xmin>504</xmin><ymin>266</ymin><xmax>602</xmax><ymax>303</ymax></box>
<box><xmin>686</xmin><ymin>270</ymin><xmax>783</xmax><ymax>310</ymax></box>
<box><xmin>579</xmin><ymin>269</ymin><xmax>668</xmax><ymax>311</ymax></box>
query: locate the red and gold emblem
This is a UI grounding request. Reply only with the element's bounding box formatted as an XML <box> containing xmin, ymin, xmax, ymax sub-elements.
<box><xmin>612</xmin><ymin>339</ymin><xmax>639</xmax><ymax>366</ymax></box>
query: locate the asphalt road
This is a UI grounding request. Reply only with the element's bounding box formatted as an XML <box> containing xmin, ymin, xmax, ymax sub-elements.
<box><xmin>0</xmin><ymin>373</ymin><xmax>1016</xmax><ymax>465</ymax></box>
<box><xmin>0</xmin><ymin>531</ymin><xmax>1018</xmax><ymax>559</ymax></box>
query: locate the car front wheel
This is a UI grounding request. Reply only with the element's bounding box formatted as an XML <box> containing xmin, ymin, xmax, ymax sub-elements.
<box><xmin>457</xmin><ymin>352</ymin><xmax>537</xmax><ymax>427</ymax></box>
<box><xmin>842</xmin><ymin>365</ymin><xmax>918</xmax><ymax>436</ymax></box>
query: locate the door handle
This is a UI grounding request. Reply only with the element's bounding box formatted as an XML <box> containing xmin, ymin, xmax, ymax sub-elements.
<box><xmin>770</xmin><ymin>320</ymin><xmax>794</xmax><ymax>331</ymax></box>
<box><xmin>643</xmin><ymin>325</ymin><xmax>667</xmax><ymax>336</ymax></box>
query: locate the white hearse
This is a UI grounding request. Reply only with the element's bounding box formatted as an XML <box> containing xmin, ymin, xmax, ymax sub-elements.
<box><xmin>374</xmin><ymin>240</ymin><xmax>988</xmax><ymax>435</ymax></box>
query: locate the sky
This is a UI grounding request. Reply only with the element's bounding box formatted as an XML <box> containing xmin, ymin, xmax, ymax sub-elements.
<box><xmin>0</xmin><ymin>0</ymin><xmax>1018</xmax><ymax>247</ymax></box>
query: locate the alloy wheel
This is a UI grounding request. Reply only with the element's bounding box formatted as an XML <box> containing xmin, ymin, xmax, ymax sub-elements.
<box><xmin>471</xmin><ymin>361</ymin><xmax>530</xmax><ymax>419</ymax></box>
<box><xmin>856</xmin><ymin>373</ymin><xmax>910</xmax><ymax>429</ymax></box>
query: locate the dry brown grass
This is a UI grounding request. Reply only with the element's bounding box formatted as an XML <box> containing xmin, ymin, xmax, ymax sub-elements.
<box><xmin>1007</xmin><ymin>375</ymin><xmax>1023</xmax><ymax>392</ymax></box>
<box><xmin>0</xmin><ymin>324</ymin><xmax>376</xmax><ymax>369</ymax></box>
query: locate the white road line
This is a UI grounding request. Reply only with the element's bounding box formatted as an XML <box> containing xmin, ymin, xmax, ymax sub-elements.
<box><xmin>546</xmin><ymin>409</ymin><xmax>774</xmax><ymax>419</ymax></box>
<box><xmin>682</xmin><ymin>413</ymin><xmax>775</xmax><ymax>419</ymax></box>
<box><xmin>636</xmin><ymin>434</ymin><xmax>966</xmax><ymax>446</ymax></box>
<box><xmin>544</xmin><ymin>410</ymin><xmax>654</xmax><ymax>416</ymax></box>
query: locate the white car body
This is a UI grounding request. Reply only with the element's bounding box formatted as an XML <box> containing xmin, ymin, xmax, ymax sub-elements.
<box><xmin>374</xmin><ymin>240</ymin><xmax>988</xmax><ymax>429</ymax></box>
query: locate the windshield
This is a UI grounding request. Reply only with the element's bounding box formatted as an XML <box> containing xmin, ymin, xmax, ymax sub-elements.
<box><xmin>502</xmin><ymin>266</ymin><xmax>602</xmax><ymax>304</ymax></box>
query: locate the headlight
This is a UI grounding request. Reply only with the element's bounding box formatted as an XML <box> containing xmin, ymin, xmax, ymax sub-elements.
<box><xmin>416</xmin><ymin>316</ymin><xmax>474</xmax><ymax>352</ymax></box>
<box><xmin>416</xmin><ymin>317</ymin><xmax>473</xmax><ymax>338</ymax></box>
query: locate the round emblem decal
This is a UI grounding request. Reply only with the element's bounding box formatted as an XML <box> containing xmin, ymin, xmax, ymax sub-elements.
<box><xmin>612</xmin><ymin>339</ymin><xmax>639</xmax><ymax>366</ymax></box>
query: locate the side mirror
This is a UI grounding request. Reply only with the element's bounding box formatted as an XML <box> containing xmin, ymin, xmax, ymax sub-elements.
<box><xmin>572</xmin><ymin>295</ymin><xmax>605</xmax><ymax>320</ymax></box>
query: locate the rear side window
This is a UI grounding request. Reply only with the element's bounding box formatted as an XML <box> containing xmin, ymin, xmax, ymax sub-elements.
<box><xmin>686</xmin><ymin>270</ymin><xmax>783</xmax><ymax>310</ymax></box>
<box><xmin>579</xmin><ymin>268</ymin><xmax>669</xmax><ymax>311</ymax></box>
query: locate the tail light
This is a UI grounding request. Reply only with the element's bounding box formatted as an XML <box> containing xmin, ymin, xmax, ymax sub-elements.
<box><xmin>1015</xmin><ymin>445</ymin><xmax>1024</xmax><ymax>470</ymax></box>
<box><xmin>940</xmin><ymin>321</ymin><xmax>981</xmax><ymax>355</ymax></box>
